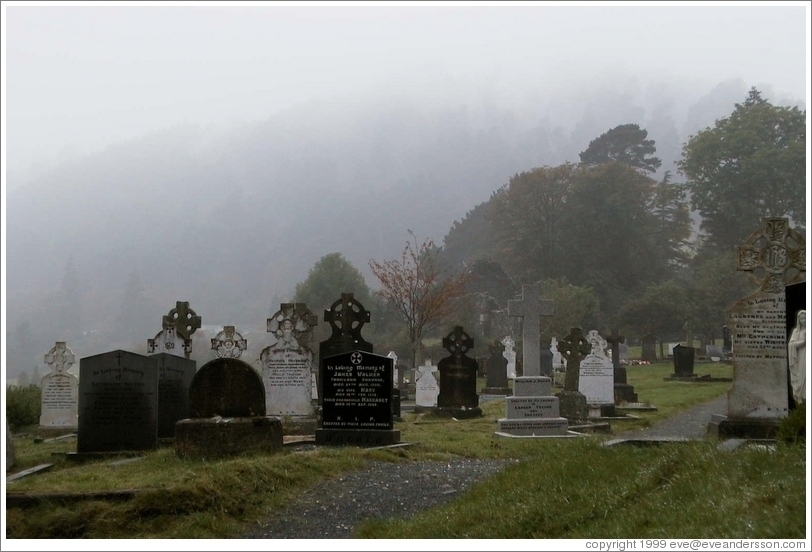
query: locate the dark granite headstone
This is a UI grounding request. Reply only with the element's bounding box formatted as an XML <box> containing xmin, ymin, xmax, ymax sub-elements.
<box><xmin>481</xmin><ymin>338</ymin><xmax>512</xmax><ymax>395</ymax></box>
<box><xmin>188</xmin><ymin>358</ymin><xmax>265</xmax><ymax>418</ymax></box>
<box><xmin>672</xmin><ymin>345</ymin><xmax>696</xmax><ymax>377</ymax></box>
<box><xmin>151</xmin><ymin>353</ymin><xmax>196</xmax><ymax>439</ymax></box>
<box><xmin>641</xmin><ymin>334</ymin><xmax>656</xmax><ymax>362</ymax></box>
<box><xmin>77</xmin><ymin>350</ymin><xmax>159</xmax><ymax>453</ymax></box>
<box><xmin>316</xmin><ymin>350</ymin><xmax>400</xmax><ymax>445</ymax></box>
<box><xmin>435</xmin><ymin>326</ymin><xmax>482</xmax><ymax>418</ymax></box>
<box><xmin>539</xmin><ymin>348</ymin><xmax>553</xmax><ymax>377</ymax></box>
<box><xmin>318</xmin><ymin>293</ymin><xmax>372</xmax><ymax>403</ymax></box>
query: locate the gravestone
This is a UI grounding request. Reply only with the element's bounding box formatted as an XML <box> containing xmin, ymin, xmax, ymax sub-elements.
<box><xmin>435</xmin><ymin>326</ymin><xmax>482</xmax><ymax>418</ymax></box>
<box><xmin>508</xmin><ymin>282</ymin><xmax>554</xmax><ymax>377</ymax></box>
<box><xmin>578</xmin><ymin>330</ymin><xmax>615</xmax><ymax>417</ymax></box>
<box><xmin>539</xmin><ymin>348</ymin><xmax>553</xmax><ymax>378</ymax></box>
<box><xmin>481</xmin><ymin>338</ymin><xmax>512</xmax><ymax>396</ymax></box>
<box><xmin>318</xmin><ymin>293</ymin><xmax>373</xmax><ymax>402</ymax></box>
<box><xmin>176</xmin><ymin>357</ymin><xmax>282</xmax><ymax>458</ymax></box>
<box><xmin>152</xmin><ymin>353</ymin><xmax>196</xmax><ymax>439</ymax></box>
<box><xmin>77</xmin><ymin>350</ymin><xmax>159</xmax><ymax>453</ymax></box>
<box><xmin>386</xmin><ymin>351</ymin><xmax>403</xmax><ymax>418</ymax></box>
<box><xmin>606</xmin><ymin>329</ymin><xmax>638</xmax><ymax>404</ymax></box>
<box><xmin>706</xmin><ymin>344</ymin><xmax>724</xmax><ymax>360</ymax></box>
<box><xmin>641</xmin><ymin>334</ymin><xmax>657</xmax><ymax>362</ymax></box>
<box><xmin>316</xmin><ymin>350</ymin><xmax>400</xmax><ymax>446</ymax></box>
<box><xmin>415</xmin><ymin>359</ymin><xmax>440</xmax><ymax>411</ymax></box>
<box><xmin>709</xmin><ymin>217</ymin><xmax>805</xmax><ymax>439</ymax></box>
<box><xmin>387</xmin><ymin>351</ymin><xmax>399</xmax><ymax>389</ymax></box>
<box><xmin>722</xmin><ymin>325</ymin><xmax>732</xmax><ymax>354</ymax></box>
<box><xmin>670</xmin><ymin>345</ymin><xmax>696</xmax><ymax>378</ymax></box>
<box><xmin>551</xmin><ymin>337</ymin><xmax>564</xmax><ymax>372</ymax></box>
<box><xmin>210</xmin><ymin>325</ymin><xmax>247</xmax><ymax>358</ymax></box>
<box><xmin>260</xmin><ymin>303</ymin><xmax>318</xmax><ymax>421</ymax></box>
<box><xmin>6</xmin><ymin>420</ymin><xmax>15</xmax><ymax>471</ymax></box>
<box><xmin>502</xmin><ymin>336</ymin><xmax>517</xmax><ymax>379</ymax></box>
<box><xmin>39</xmin><ymin>341</ymin><xmax>79</xmax><ymax>428</ymax></box>
<box><xmin>666</xmin><ymin>343</ymin><xmax>680</xmax><ymax>358</ymax></box>
<box><xmin>148</xmin><ymin>301</ymin><xmax>202</xmax><ymax>359</ymax></box>
<box><xmin>555</xmin><ymin>327</ymin><xmax>590</xmax><ymax>423</ymax></box>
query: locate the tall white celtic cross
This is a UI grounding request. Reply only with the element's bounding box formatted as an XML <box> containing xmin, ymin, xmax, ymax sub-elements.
<box><xmin>508</xmin><ymin>282</ymin><xmax>554</xmax><ymax>377</ymax></box>
<box><xmin>44</xmin><ymin>342</ymin><xmax>76</xmax><ymax>374</ymax></box>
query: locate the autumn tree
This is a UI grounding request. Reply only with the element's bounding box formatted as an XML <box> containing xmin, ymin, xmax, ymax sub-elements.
<box><xmin>369</xmin><ymin>230</ymin><xmax>468</xmax><ymax>369</ymax></box>
<box><xmin>678</xmin><ymin>87</ymin><xmax>806</xmax><ymax>250</ymax></box>
<box><xmin>579</xmin><ymin>123</ymin><xmax>662</xmax><ymax>173</ymax></box>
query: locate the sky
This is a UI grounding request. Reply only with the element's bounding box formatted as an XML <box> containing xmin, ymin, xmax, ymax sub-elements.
<box><xmin>2</xmin><ymin>1</ymin><xmax>810</xmax><ymax>190</ymax></box>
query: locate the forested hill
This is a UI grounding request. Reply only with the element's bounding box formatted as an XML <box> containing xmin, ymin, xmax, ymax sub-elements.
<box><xmin>4</xmin><ymin>78</ymin><xmax>797</xmax><ymax>343</ymax></box>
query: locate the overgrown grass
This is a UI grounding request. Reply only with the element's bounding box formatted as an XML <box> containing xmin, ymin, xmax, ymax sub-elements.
<box><xmin>5</xmin><ymin>363</ymin><xmax>806</xmax><ymax>540</ymax></box>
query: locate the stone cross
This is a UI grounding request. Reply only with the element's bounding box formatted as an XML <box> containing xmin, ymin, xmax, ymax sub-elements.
<box><xmin>211</xmin><ymin>326</ymin><xmax>248</xmax><ymax>358</ymax></box>
<box><xmin>605</xmin><ymin>328</ymin><xmax>625</xmax><ymax>369</ymax></box>
<box><xmin>162</xmin><ymin>301</ymin><xmax>202</xmax><ymax>341</ymax></box>
<box><xmin>324</xmin><ymin>293</ymin><xmax>370</xmax><ymax>342</ymax></box>
<box><xmin>558</xmin><ymin>327</ymin><xmax>591</xmax><ymax>392</ymax></box>
<box><xmin>267</xmin><ymin>303</ymin><xmax>318</xmax><ymax>349</ymax></box>
<box><xmin>44</xmin><ymin>342</ymin><xmax>76</xmax><ymax>374</ymax></box>
<box><xmin>508</xmin><ymin>282</ymin><xmax>554</xmax><ymax>377</ymax></box>
<box><xmin>442</xmin><ymin>326</ymin><xmax>474</xmax><ymax>358</ymax></box>
<box><xmin>736</xmin><ymin>217</ymin><xmax>806</xmax><ymax>293</ymax></box>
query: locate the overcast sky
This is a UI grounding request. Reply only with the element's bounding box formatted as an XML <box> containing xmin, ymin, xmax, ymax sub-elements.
<box><xmin>1</xmin><ymin>1</ymin><xmax>810</xmax><ymax>189</ymax></box>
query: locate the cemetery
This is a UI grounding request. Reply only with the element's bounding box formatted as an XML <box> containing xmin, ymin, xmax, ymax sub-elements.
<box><xmin>5</xmin><ymin>216</ymin><xmax>807</xmax><ymax>540</ymax></box>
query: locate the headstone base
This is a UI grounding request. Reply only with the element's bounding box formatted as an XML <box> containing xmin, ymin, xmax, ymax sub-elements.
<box><xmin>556</xmin><ymin>390</ymin><xmax>588</xmax><ymax>423</ymax></box>
<box><xmin>588</xmin><ymin>404</ymin><xmax>616</xmax><ymax>418</ymax></box>
<box><xmin>613</xmin><ymin>384</ymin><xmax>638</xmax><ymax>404</ymax></box>
<box><xmin>707</xmin><ymin>414</ymin><xmax>782</xmax><ymax>440</ymax></box>
<box><xmin>480</xmin><ymin>387</ymin><xmax>512</xmax><ymax>396</ymax></box>
<box><xmin>281</xmin><ymin>416</ymin><xmax>319</xmax><ymax>436</ymax></box>
<box><xmin>432</xmin><ymin>407</ymin><xmax>483</xmax><ymax>419</ymax></box>
<box><xmin>315</xmin><ymin>428</ymin><xmax>401</xmax><ymax>446</ymax></box>
<box><xmin>496</xmin><ymin>417</ymin><xmax>569</xmax><ymax>436</ymax></box>
<box><xmin>174</xmin><ymin>416</ymin><xmax>284</xmax><ymax>459</ymax></box>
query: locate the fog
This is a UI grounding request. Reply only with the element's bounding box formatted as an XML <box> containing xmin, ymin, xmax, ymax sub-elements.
<box><xmin>2</xmin><ymin>2</ymin><xmax>810</xmax><ymax>379</ymax></box>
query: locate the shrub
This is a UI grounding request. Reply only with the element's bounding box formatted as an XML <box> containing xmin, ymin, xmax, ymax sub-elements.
<box><xmin>776</xmin><ymin>401</ymin><xmax>805</xmax><ymax>445</ymax></box>
<box><xmin>6</xmin><ymin>384</ymin><xmax>42</xmax><ymax>430</ymax></box>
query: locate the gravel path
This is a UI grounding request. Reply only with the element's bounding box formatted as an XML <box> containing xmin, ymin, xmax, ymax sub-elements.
<box><xmin>241</xmin><ymin>396</ymin><xmax>726</xmax><ymax>539</ymax></box>
<box><xmin>241</xmin><ymin>457</ymin><xmax>517</xmax><ymax>539</ymax></box>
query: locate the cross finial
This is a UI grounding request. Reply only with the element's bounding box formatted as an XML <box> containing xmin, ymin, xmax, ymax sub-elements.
<box><xmin>44</xmin><ymin>341</ymin><xmax>75</xmax><ymax>373</ymax></box>
<box><xmin>162</xmin><ymin>301</ymin><xmax>202</xmax><ymax>341</ymax></box>
<box><xmin>736</xmin><ymin>217</ymin><xmax>805</xmax><ymax>293</ymax></box>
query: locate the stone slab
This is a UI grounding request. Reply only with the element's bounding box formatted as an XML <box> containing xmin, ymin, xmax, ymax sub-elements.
<box><xmin>513</xmin><ymin>376</ymin><xmax>552</xmax><ymax>397</ymax></box>
<box><xmin>174</xmin><ymin>416</ymin><xmax>283</xmax><ymax>459</ymax></box>
<box><xmin>314</xmin><ymin>428</ymin><xmax>401</xmax><ymax>446</ymax></box>
<box><xmin>505</xmin><ymin>395</ymin><xmax>560</xmax><ymax>418</ymax></box>
<box><xmin>494</xmin><ymin>430</ymin><xmax>583</xmax><ymax>439</ymax></box>
<box><xmin>6</xmin><ymin>463</ymin><xmax>54</xmax><ymax>483</ymax></box>
<box><xmin>496</xmin><ymin>417</ymin><xmax>569</xmax><ymax>436</ymax></box>
<box><xmin>707</xmin><ymin>414</ymin><xmax>781</xmax><ymax>440</ymax></box>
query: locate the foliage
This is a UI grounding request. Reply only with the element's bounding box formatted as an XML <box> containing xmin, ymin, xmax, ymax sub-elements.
<box><xmin>369</xmin><ymin>230</ymin><xmax>469</xmax><ymax>369</ymax></box>
<box><xmin>440</xmin><ymin>200</ymin><xmax>499</xmax><ymax>273</ymax></box>
<box><xmin>538</xmin><ymin>277</ymin><xmax>601</xmax><ymax>344</ymax></box>
<box><xmin>579</xmin><ymin>123</ymin><xmax>662</xmax><ymax>173</ymax></box>
<box><xmin>487</xmin><ymin>164</ymin><xmax>575</xmax><ymax>285</ymax></box>
<box><xmin>6</xmin><ymin>384</ymin><xmax>42</xmax><ymax>430</ymax></box>
<box><xmin>776</xmin><ymin>401</ymin><xmax>805</xmax><ymax>446</ymax></box>
<box><xmin>294</xmin><ymin>252</ymin><xmax>374</xmax><ymax>314</ymax></box>
<box><xmin>678</xmin><ymin>87</ymin><xmax>806</xmax><ymax>250</ymax></box>
<box><xmin>618</xmin><ymin>278</ymin><xmax>691</xmax><ymax>340</ymax></box>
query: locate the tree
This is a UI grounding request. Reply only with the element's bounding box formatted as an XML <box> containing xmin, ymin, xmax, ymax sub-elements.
<box><xmin>677</xmin><ymin>87</ymin><xmax>806</xmax><ymax>250</ymax></box>
<box><xmin>538</xmin><ymin>278</ymin><xmax>601</xmax><ymax>345</ymax></box>
<box><xmin>294</xmin><ymin>252</ymin><xmax>373</xmax><ymax>314</ymax></box>
<box><xmin>617</xmin><ymin>278</ymin><xmax>691</xmax><ymax>350</ymax></box>
<box><xmin>579</xmin><ymin>123</ymin><xmax>662</xmax><ymax>173</ymax></box>
<box><xmin>487</xmin><ymin>163</ymin><xmax>576</xmax><ymax>284</ymax></box>
<box><xmin>369</xmin><ymin>230</ymin><xmax>468</xmax><ymax>370</ymax></box>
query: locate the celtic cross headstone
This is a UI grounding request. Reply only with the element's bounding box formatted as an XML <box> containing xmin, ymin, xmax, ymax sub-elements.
<box><xmin>40</xmin><ymin>341</ymin><xmax>79</xmax><ymax>428</ymax></box>
<box><xmin>211</xmin><ymin>325</ymin><xmax>248</xmax><ymax>359</ymax></box>
<box><xmin>261</xmin><ymin>303</ymin><xmax>319</xmax><ymax>418</ymax></box>
<box><xmin>556</xmin><ymin>326</ymin><xmax>591</xmax><ymax>422</ymax></box>
<box><xmin>712</xmin><ymin>217</ymin><xmax>805</xmax><ymax>437</ymax></box>
<box><xmin>148</xmin><ymin>301</ymin><xmax>202</xmax><ymax>359</ymax></box>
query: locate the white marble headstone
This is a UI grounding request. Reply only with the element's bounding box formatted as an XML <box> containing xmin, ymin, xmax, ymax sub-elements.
<box><xmin>501</xmin><ymin>336</ymin><xmax>517</xmax><ymax>379</ymax></box>
<box><xmin>39</xmin><ymin>342</ymin><xmax>79</xmax><ymax>428</ymax></box>
<box><xmin>578</xmin><ymin>330</ymin><xmax>614</xmax><ymax>405</ymax></box>
<box><xmin>415</xmin><ymin>359</ymin><xmax>440</xmax><ymax>407</ymax></box>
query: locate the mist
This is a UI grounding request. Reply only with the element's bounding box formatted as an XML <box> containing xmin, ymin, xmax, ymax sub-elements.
<box><xmin>3</xmin><ymin>3</ymin><xmax>809</xmax><ymax>379</ymax></box>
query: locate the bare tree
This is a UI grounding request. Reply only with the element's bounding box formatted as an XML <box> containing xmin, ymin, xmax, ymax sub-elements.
<box><xmin>369</xmin><ymin>230</ymin><xmax>468</xmax><ymax>370</ymax></box>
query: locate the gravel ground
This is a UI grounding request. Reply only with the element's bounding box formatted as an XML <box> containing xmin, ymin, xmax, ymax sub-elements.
<box><xmin>241</xmin><ymin>397</ymin><xmax>725</xmax><ymax>539</ymax></box>
<box><xmin>241</xmin><ymin>456</ymin><xmax>517</xmax><ymax>539</ymax></box>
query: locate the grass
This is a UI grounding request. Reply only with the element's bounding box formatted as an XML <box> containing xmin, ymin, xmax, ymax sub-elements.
<box><xmin>5</xmin><ymin>359</ymin><xmax>807</xmax><ymax>540</ymax></box>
